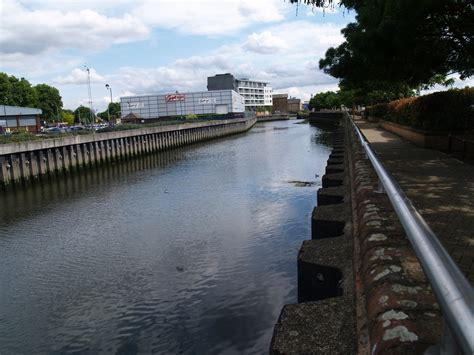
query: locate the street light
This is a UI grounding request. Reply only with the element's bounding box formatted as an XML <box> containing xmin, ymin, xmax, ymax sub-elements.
<box><xmin>105</xmin><ymin>84</ymin><xmax>113</xmax><ymax>124</ymax></box>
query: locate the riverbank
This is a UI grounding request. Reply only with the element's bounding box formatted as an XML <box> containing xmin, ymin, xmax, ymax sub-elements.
<box><xmin>0</xmin><ymin>117</ymin><xmax>256</xmax><ymax>187</ymax></box>
<box><xmin>271</xmin><ymin>113</ymin><xmax>473</xmax><ymax>353</ymax></box>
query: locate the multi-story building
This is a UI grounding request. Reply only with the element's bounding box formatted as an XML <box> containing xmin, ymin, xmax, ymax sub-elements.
<box><xmin>207</xmin><ymin>73</ymin><xmax>272</xmax><ymax>112</ymax></box>
<box><xmin>272</xmin><ymin>94</ymin><xmax>289</xmax><ymax>114</ymax></box>
<box><xmin>288</xmin><ymin>98</ymin><xmax>303</xmax><ymax>113</ymax></box>
<box><xmin>120</xmin><ymin>90</ymin><xmax>245</xmax><ymax>121</ymax></box>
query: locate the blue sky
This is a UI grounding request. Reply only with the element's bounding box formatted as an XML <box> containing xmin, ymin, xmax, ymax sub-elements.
<box><xmin>1</xmin><ymin>0</ymin><xmax>357</xmax><ymax>111</ymax></box>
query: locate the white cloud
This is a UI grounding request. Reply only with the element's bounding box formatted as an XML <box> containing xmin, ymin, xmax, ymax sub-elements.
<box><xmin>132</xmin><ymin>0</ymin><xmax>286</xmax><ymax>36</ymax></box>
<box><xmin>0</xmin><ymin>51</ymin><xmax>83</xmax><ymax>77</ymax></box>
<box><xmin>54</xmin><ymin>68</ymin><xmax>106</xmax><ymax>85</ymax></box>
<box><xmin>0</xmin><ymin>0</ymin><xmax>149</xmax><ymax>56</ymax></box>
<box><xmin>109</xmin><ymin>20</ymin><xmax>344</xmax><ymax>104</ymax></box>
<box><xmin>243</xmin><ymin>31</ymin><xmax>288</xmax><ymax>54</ymax></box>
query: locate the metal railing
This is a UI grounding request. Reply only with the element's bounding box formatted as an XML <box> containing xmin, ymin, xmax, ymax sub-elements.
<box><xmin>348</xmin><ymin>115</ymin><xmax>474</xmax><ymax>354</ymax></box>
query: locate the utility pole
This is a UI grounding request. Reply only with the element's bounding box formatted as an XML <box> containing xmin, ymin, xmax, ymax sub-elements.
<box><xmin>84</xmin><ymin>65</ymin><xmax>94</xmax><ymax>127</ymax></box>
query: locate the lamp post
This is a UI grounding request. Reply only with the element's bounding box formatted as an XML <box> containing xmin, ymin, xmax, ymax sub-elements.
<box><xmin>105</xmin><ymin>84</ymin><xmax>113</xmax><ymax>124</ymax></box>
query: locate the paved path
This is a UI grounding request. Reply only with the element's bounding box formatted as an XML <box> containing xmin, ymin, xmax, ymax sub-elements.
<box><xmin>355</xmin><ymin>119</ymin><xmax>474</xmax><ymax>283</ymax></box>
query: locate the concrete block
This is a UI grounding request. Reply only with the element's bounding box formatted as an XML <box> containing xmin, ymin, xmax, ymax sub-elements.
<box><xmin>270</xmin><ymin>298</ymin><xmax>356</xmax><ymax>354</ymax></box>
<box><xmin>327</xmin><ymin>157</ymin><xmax>344</xmax><ymax>166</ymax></box>
<box><xmin>311</xmin><ymin>205</ymin><xmax>346</xmax><ymax>239</ymax></box>
<box><xmin>322</xmin><ymin>172</ymin><xmax>344</xmax><ymax>187</ymax></box>
<box><xmin>298</xmin><ymin>238</ymin><xmax>351</xmax><ymax>302</ymax></box>
<box><xmin>326</xmin><ymin>164</ymin><xmax>344</xmax><ymax>174</ymax></box>
<box><xmin>317</xmin><ymin>186</ymin><xmax>345</xmax><ymax>205</ymax></box>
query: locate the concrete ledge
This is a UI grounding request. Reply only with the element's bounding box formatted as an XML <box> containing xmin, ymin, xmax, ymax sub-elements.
<box><xmin>270</xmin><ymin>298</ymin><xmax>356</xmax><ymax>354</ymax></box>
<box><xmin>322</xmin><ymin>172</ymin><xmax>344</xmax><ymax>187</ymax></box>
<box><xmin>329</xmin><ymin>153</ymin><xmax>344</xmax><ymax>160</ymax></box>
<box><xmin>326</xmin><ymin>163</ymin><xmax>344</xmax><ymax>174</ymax></box>
<box><xmin>311</xmin><ymin>205</ymin><xmax>346</xmax><ymax>239</ymax></box>
<box><xmin>298</xmin><ymin>237</ymin><xmax>351</xmax><ymax>302</ymax></box>
<box><xmin>317</xmin><ymin>186</ymin><xmax>345</xmax><ymax>205</ymax></box>
<box><xmin>327</xmin><ymin>157</ymin><xmax>344</xmax><ymax>166</ymax></box>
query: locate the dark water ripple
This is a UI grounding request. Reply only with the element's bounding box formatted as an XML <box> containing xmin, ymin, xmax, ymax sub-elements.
<box><xmin>0</xmin><ymin>120</ymin><xmax>332</xmax><ymax>354</ymax></box>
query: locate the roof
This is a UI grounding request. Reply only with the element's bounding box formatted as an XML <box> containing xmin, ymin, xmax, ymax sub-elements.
<box><xmin>273</xmin><ymin>94</ymin><xmax>289</xmax><ymax>99</ymax></box>
<box><xmin>0</xmin><ymin>105</ymin><xmax>42</xmax><ymax>116</ymax></box>
<box><xmin>123</xmin><ymin>112</ymin><xmax>142</xmax><ymax>119</ymax></box>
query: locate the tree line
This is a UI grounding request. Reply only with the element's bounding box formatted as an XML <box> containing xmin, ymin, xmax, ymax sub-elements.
<box><xmin>291</xmin><ymin>0</ymin><xmax>471</xmax><ymax>106</ymax></box>
<box><xmin>0</xmin><ymin>72</ymin><xmax>120</xmax><ymax>124</ymax></box>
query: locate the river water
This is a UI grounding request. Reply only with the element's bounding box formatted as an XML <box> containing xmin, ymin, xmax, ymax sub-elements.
<box><xmin>0</xmin><ymin>120</ymin><xmax>332</xmax><ymax>354</ymax></box>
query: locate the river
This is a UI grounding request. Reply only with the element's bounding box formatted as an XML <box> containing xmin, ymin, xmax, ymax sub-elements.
<box><xmin>0</xmin><ymin>120</ymin><xmax>333</xmax><ymax>354</ymax></box>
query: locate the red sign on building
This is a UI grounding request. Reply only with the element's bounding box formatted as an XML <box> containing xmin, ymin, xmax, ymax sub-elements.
<box><xmin>165</xmin><ymin>94</ymin><xmax>185</xmax><ymax>102</ymax></box>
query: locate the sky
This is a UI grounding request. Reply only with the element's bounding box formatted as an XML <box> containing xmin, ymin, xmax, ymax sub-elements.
<box><xmin>0</xmin><ymin>0</ymin><xmax>359</xmax><ymax>111</ymax></box>
<box><xmin>1</xmin><ymin>0</ymin><xmax>471</xmax><ymax>113</ymax></box>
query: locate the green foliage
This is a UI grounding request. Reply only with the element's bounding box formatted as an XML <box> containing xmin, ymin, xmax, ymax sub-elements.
<box><xmin>1</xmin><ymin>75</ymin><xmax>38</xmax><ymax>107</ymax></box>
<box><xmin>312</xmin><ymin>0</ymin><xmax>473</xmax><ymax>94</ymax></box>
<box><xmin>97</xmin><ymin>102</ymin><xmax>121</xmax><ymax>121</ymax></box>
<box><xmin>109</xmin><ymin>102</ymin><xmax>120</xmax><ymax>117</ymax></box>
<box><xmin>0</xmin><ymin>132</ymin><xmax>43</xmax><ymax>145</ymax></box>
<box><xmin>74</xmin><ymin>105</ymin><xmax>94</xmax><ymax>124</ymax></box>
<box><xmin>372</xmin><ymin>88</ymin><xmax>474</xmax><ymax>131</ymax></box>
<box><xmin>61</xmin><ymin>110</ymin><xmax>75</xmax><ymax>125</ymax></box>
<box><xmin>309</xmin><ymin>91</ymin><xmax>341</xmax><ymax>110</ymax></box>
<box><xmin>0</xmin><ymin>72</ymin><xmax>63</xmax><ymax>121</ymax></box>
<box><xmin>185</xmin><ymin>114</ymin><xmax>198</xmax><ymax>120</ymax></box>
<box><xmin>256</xmin><ymin>106</ymin><xmax>272</xmax><ymax>113</ymax></box>
<box><xmin>34</xmin><ymin>83</ymin><xmax>63</xmax><ymax>121</ymax></box>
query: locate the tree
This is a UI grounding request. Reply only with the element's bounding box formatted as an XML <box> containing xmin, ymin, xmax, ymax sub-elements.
<box><xmin>61</xmin><ymin>109</ymin><xmax>75</xmax><ymax>125</ymax></box>
<box><xmin>98</xmin><ymin>102</ymin><xmax>121</xmax><ymax>121</ymax></box>
<box><xmin>292</xmin><ymin>0</ymin><xmax>473</xmax><ymax>102</ymax></box>
<box><xmin>0</xmin><ymin>73</ymin><xmax>65</xmax><ymax>121</ymax></box>
<box><xmin>34</xmin><ymin>84</ymin><xmax>63</xmax><ymax>122</ymax></box>
<box><xmin>108</xmin><ymin>102</ymin><xmax>121</xmax><ymax>117</ymax></box>
<box><xmin>1</xmin><ymin>75</ymin><xmax>37</xmax><ymax>107</ymax></box>
<box><xmin>0</xmin><ymin>73</ymin><xmax>12</xmax><ymax>105</ymax></box>
<box><xmin>74</xmin><ymin>105</ymin><xmax>94</xmax><ymax>124</ymax></box>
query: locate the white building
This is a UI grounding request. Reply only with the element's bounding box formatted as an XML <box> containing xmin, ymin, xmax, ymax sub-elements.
<box><xmin>120</xmin><ymin>90</ymin><xmax>245</xmax><ymax>120</ymax></box>
<box><xmin>207</xmin><ymin>73</ymin><xmax>273</xmax><ymax>112</ymax></box>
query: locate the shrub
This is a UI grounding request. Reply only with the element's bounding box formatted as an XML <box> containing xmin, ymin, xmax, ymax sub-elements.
<box><xmin>409</xmin><ymin>88</ymin><xmax>474</xmax><ymax>131</ymax></box>
<box><xmin>374</xmin><ymin>88</ymin><xmax>474</xmax><ymax>131</ymax></box>
<box><xmin>185</xmin><ymin>114</ymin><xmax>198</xmax><ymax>120</ymax></box>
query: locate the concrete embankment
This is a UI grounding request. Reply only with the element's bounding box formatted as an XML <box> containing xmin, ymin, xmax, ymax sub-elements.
<box><xmin>0</xmin><ymin>118</ymin><xmax>256</xmax><ymax>187</ymax></box>
<box><xmin>271</xmin><ymin>114</ymin><xmax>441</xmax><ymax>354</ymax></box>
<box><xmin>256</xmin><ymin>115</ymin><xmax>290</xmax><ymax>122</ymax></box>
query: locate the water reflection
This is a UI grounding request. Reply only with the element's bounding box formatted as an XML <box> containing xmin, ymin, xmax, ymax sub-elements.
<box><xmin>0</xmin><ymin>120</ymin><xmax>333</xmax><ymax>354</ymax></box>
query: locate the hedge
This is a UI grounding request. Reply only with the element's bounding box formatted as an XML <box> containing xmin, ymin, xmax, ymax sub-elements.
<box><xmin>366</xmin><ymin>88</ymin><xmax>474</xmax><ymax>131</ymax></box>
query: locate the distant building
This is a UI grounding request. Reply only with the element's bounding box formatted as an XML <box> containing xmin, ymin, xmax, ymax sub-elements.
<box><xmin>272</xmin><ymin>94</ymin><xmax>289</xmax><ymax>114</ymax></box>
<box><xmin>0</xmin><ymin>105</ymin><xmax>42</xmax><ymax>133</ymax></box>
<box><xmin>120</xmin><ymin>90</ymin><xmax>245</xmax><ymax>121</ymax></box>
<box><xmin>303</xmin><ymin>101</ymin><xmax>310</xmax><ymax>111</ymax></box>
<box><xmin>288</xmin><ymin>98</ymin><xmax>303</xmax><ymax>113</ymax></box>
<box><xmin>207</xmin><ymin>73</ymin><xmax>272</xmax><ymax>112</ymax></box>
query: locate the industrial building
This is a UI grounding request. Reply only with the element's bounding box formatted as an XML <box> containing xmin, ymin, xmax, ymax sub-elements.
<box><xmin>0</xmin><ymin>105</ymin><xmax>42</xmax><ymax>133</ymax></box>
<box><xmin>120</xmin><ymin>90</ymin><xmax>245</xmax><ymax>121</ymax></box>
<box><xmin>288</xmin><ymin>98</ymin><xmax>303</xmax><ymax>113</ymax></box>
<box><xmin>272</xmin><ymin>94</ymin><xmax>289</xmax><ymax>114</ymax></box>
<box><xmin>207</xmin><ymin>73</ymin><xmax>272</xmax><ymax>111</ymax></box>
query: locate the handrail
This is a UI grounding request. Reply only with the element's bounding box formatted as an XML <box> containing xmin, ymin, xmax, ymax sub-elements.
<box><xmin>348</xmin><ymin>115</ymin><xmax>474</xmax><ymax>354</ymax></box>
